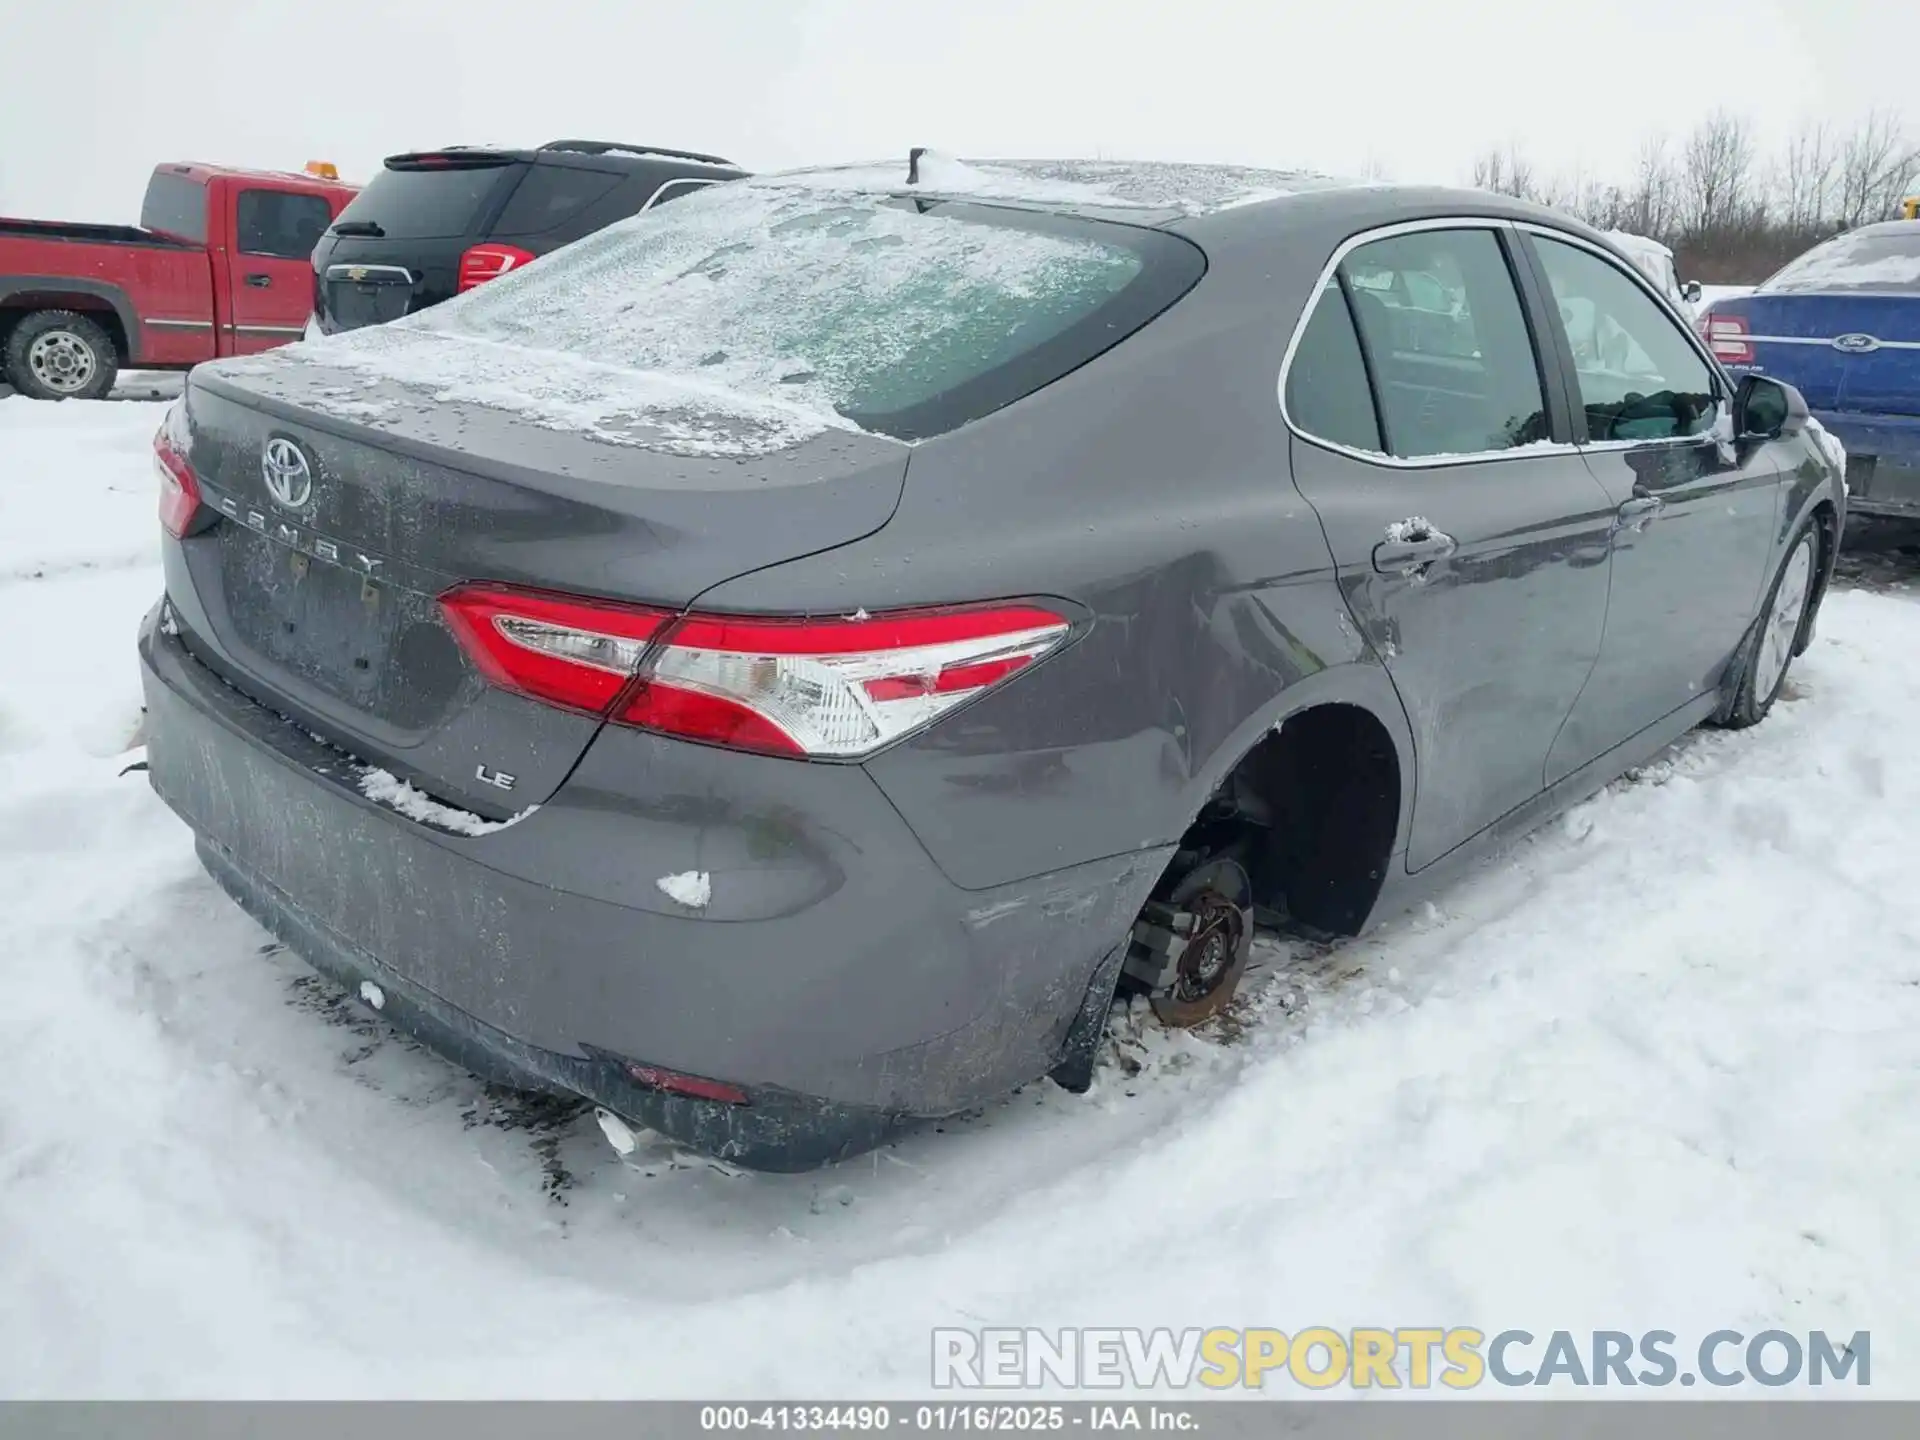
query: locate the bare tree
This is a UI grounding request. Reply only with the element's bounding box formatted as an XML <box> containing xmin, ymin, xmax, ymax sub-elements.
<box><xmin>1681</xmin><ymin>111</ymin><xmax>1757</xmax><ymax>236</ymax></box>
<box><xmin>1625</xmin><ymin>134</ymin><xmax>1681</xmax><ymax>238</ymax></box>
<box><xmin>1457</xmin><ymin>107</ymin><xmax>1917</xmax><ymax>281</ymax></box>
<box><xmin>1836</xmin><ymin>109</ymin><xmax>1920</xmax><ymax>226</ymax></box>
<box><xmin>1776</xmin><ymin>120</ymin><xmax>1838</xmax><ymax>231</ymax></box>
<box><xmin>1470</xmin><ymin>144</ymin><xmax>1536</xmax><ymax>201</ymax></box>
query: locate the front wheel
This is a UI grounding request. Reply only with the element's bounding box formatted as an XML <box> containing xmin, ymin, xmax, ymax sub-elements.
<box><xmin>1717</xmin><ymin>523</ymin><xmax>1819</xmax><ymax>729</ymax></box>
<box><xmin>3</xmin><ymin>310</ymin><xmax>120</xmax><ymax>401</ymax></box>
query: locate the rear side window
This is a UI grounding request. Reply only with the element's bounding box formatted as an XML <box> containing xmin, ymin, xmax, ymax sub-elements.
<box><xmin>1764</xmin><ymin>227</ymin><xmax>1920</xmax><ymax>294</ymax></box>
<box><xmin>645</xmin><ymin>178</ymin><xmax>719</xmax><ymax>211</ymax></box>
<box><xmin>237</xmin><ymin>190</ymin><xmax>334</xmax><ymax>259</ymax></box>
<box><xmin>332</xmin><ymin>163</ymin><xmax>517</xmax><ymax>240</ymax></box>
<box><xmin>491</xmin><ymin>165</ymin><xmax>623</xmax><ymax>237</ymax></box>
<box><xmin>1286</xmin><ymin>279</ymin><xmax>1383</xmax><ymax>453</ymax></box>
<box><xmin>141</xmin><ymin>173</ymin><xmax>207</xmax><ymax>244</ymax></box>
<box><xmin>1532</xmin><ymin>236</ymin><xmax>1717</xmax><ymax>442</ymax></box>
<box><xmin>413</xmin><ymin>185</ymin><xmax>1205</xmax><ymax>442</ymax></box>
<box><xmin>1339</xmin><ymin>228</ymin><xmax>1549</xmax><ymax>458</ymax></box>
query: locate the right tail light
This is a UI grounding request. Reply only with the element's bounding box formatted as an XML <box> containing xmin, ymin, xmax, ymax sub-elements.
<box><xmin>457</xmin><ymin>243</ymin><xmax>536</xmax><ymax>292</ymax></box>
<box><xmin>440</xmin><ymin>584</ymin><xmax>1072</xmax><ymax>759</ymax></box>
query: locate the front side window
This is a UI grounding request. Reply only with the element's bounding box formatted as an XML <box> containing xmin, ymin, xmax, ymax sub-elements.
<box><xmin>1532</xmin><ymin>236</ymin><xmax>1717</xmax><ymax>443</ymax></box>
<box><xmin>1338</xmin><ymin>228</ymin><xmax>1549</xmax><ymax>459</ymax></box>
<box><xmin>237</xmin><ymin>190</ymin><xmax>334</xmax><ymax>260</ymax></box>
<box><xmin>1285</xmin><ymin>279</ymin><xmax>1383</xmax><ymax>454</ymax></box>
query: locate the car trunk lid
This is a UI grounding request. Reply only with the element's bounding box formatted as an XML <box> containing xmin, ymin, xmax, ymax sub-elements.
<box><xmin>172</xmin><ymin>355</ymin><xmax>908</xmax><ymax>814</ymax></box>
<box><xmin>1713</xmin><ymin>292</ymin><xmax>1920</xmax><ymax>415</ymax></box>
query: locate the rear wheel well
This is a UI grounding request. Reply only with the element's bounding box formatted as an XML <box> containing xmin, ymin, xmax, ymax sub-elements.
<box><xmin>0</xmin><ymin>296</ymin><xmax>128</xmax><ymax>365</ymax></box>
<box><xmin>1168</xmin><ymin>703</ymin><xmax>1401</xmax><ymax>937</ymax></box>
<box><xmin>1805</xmin><ymin>499</ymin><xmax>1838</xmax><ymax>638</ymax></box>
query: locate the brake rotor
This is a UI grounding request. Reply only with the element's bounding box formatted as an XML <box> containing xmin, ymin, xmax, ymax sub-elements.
<box><xmin>1148</xmin><ymin>869</ymin><xmax>1253</xmax><ymax>1028</ymax></box>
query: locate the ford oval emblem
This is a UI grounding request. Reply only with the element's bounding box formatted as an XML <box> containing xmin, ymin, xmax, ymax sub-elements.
<box><xmin>1832</xmin><ymin>332</ymin><xmax>1881</xmax><ymax>354</ymax></box>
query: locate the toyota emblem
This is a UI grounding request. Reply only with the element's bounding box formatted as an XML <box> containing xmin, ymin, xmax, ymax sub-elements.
<box><xmin>261</xmin><ymin>436</ymin><xmax>314</xmax><ymax>509</ymax></box>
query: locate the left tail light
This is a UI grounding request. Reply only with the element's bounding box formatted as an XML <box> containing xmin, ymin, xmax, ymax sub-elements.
<box><xmin>439</xmin><ymin>584</ymin><xmax>1072</xmax><ymax>759</ymax></box>
<box><xmin>153</xmin><ymin>423</ymin><xmax>202</xmax><ymax>539</ymax></box>
<box><xmin>457</xmin><ymin>243</ymin><xmax>536</xmax><ymax>292</ymax></box>
<box><xmin>1707</xmin><ymin>314</ymin><xmax>1754</xmax><ymax>364</ymax></box>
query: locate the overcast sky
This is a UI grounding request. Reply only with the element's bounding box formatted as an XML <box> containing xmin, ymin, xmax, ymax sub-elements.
<box><xmin>2</xmin><ymin>0</ymin><xmax>1913</xmax><ymax>220</ymax></box>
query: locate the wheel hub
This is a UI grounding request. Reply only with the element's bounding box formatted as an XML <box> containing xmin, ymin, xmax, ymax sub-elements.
<box><xmin>1122</xmin><ymin>858</ymin><xmax>1256</xmax><ymax>1028</ymax></box>
<box><xmin>27</xmin><ymin>331</ymin><xmax>97</xmax><ymax>395</ymax></box>
<box><xmin>1167</xmin><ymin>894</ymin><xmax>1241</xmax><ymax>1003</ymax></box>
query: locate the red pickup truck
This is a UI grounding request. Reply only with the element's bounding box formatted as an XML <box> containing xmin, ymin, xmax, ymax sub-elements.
<box><xmin>0</xmin><ymin>163</ymin><xmax>358</xmax><ymax>399</ymax></box>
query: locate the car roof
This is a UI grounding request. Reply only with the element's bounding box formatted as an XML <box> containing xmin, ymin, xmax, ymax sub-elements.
<box><xmin>1837</xmin><ymin>219</ymin><xmax>1920</xmax><ymax>241</ymax></box>
<box><xmin>754</xmin><ymin>156</ymin><xmax>1603</xmax><ymax>239</ymax></box>
<box><xmin>159</xmin><ymin>162</ymin><xmax>357</xmax><ymax>195</ymax></box>
<box><xmin>759</xmin><ymin>155</ymin><xmax>1348</xmax><ymax>221</ymax></box>
<box><xmin>382</xmin><ymin>141</ymin><xmax>745</xmax><ymax>178</ymax></box>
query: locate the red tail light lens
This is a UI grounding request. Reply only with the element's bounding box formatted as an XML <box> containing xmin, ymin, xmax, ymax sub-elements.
<box><xmin>1707</xmin><ymin>314</ymin><xmax>1754</xmax><ymax>364</ymax></box>
<box><xmin>457</xmin><ymin>243</ymin><xmax>537</xmax><ymax>292</ymax></box>
<box><xmin>626</xmin><ymin>1063</ymin><xmax>749</xmax><ymax>1106</ymax></box>
<box><xmin>153</xmin><ymin>425</ymin><xmax>202</xmax><ymax>539</ymax></box>
<box><xmin>439</xmin><ymin>584</ymin><xmax>1073</xmax><ymax>758</ymax></box>
<box><xmin>626</xmin><ymin>606</ymin><xmax>1072</xmax><ymax>757</ymax></box>
<box><xmin>439</xmin><ymin>585</ymin><xmax>669</xmax><ymax>715</ymax></box>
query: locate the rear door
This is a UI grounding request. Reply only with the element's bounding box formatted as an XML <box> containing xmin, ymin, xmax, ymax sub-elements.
<box><xmin>228</xmin><ymin>186</ymin><xmax>337</xmax><ymax>352</ymax></box>
<box><xmin>1284</xmin><ymin>221</ymin><xmax>1617</xmax><ymax>871</ymax></box>
<box><xmin>1522</xmin><ymin>227</ymin><xmax>1782</xmax><ymax>779</ymax></box>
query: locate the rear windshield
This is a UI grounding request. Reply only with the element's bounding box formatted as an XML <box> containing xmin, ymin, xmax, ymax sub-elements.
<box><xmin>400</xmin><ymin>181</ymin><xmax>1202</xmax><ymax>440</ymax></box>
<box><xmin>141</xmin><ymin>173</ymin><xmax>207</xmax><ymax>244</ymax></box>
<box><xmin>1764</xmin><ymin>228</ymin><xmax>1920</xmax><ymax>294</ymax></box>
<box><xmin>331</xmin><ymin>162</ymin><xmax>518</xmax><ymax>240</ymax></box>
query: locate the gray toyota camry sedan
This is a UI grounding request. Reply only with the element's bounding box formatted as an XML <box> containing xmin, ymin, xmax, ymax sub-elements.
<box><xmin>139</xmin><ymin>159</ymin><xmax>1844</xmax><ymax>1169</ymax></box>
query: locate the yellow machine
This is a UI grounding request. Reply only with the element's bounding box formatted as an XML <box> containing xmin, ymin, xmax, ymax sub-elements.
<box><xmin>1903</xmin><ymin>196</ymin><xmax>1920</xmax><ymax>220</ymax></box>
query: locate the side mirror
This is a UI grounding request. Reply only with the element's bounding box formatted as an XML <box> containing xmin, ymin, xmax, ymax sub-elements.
<box><xmin>1736</xmin><ymin>374</ymin><xmax>1809</xmax><ymax>440</ymax></box>
<box><xmin>1682</xmin><ymin>280</ymin><xmax>1704</xmax><ymax>304</ymax></box>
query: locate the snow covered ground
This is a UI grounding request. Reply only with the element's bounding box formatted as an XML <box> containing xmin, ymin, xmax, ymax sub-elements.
<box><xmin>2</xmin><ymin>395</ymin><xmax>1917</xmax><ymax>1398</ymax></box>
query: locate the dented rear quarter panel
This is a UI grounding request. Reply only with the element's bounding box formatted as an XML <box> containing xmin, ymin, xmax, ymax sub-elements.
<box><xmin>699</xmin><ymin>196</ymin><xmax>1429</xmax><ymax>892</ymax></box>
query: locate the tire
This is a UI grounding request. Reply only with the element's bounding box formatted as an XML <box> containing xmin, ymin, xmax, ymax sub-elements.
<box><xmin>2</xmin><ymin>310</ymin><xmax>119</xmax><ymax>401</ymax></box>
<box><xmin>1715</xmin><ymin>521</ymin><xmax>1820</xmax><ymax>730</ymax></box>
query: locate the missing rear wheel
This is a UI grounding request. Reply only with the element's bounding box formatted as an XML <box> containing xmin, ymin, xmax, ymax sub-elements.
<box><xmin>1121</xmin><ymin>858</ymin><xmax>1254</xmax><ymax>1028</ymax></box>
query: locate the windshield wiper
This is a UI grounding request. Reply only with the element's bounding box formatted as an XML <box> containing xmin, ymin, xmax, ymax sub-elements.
<box><xmin>329</xmin><ymin>221</ymin><xmax>385</xmax><ymax>238</ymax></box>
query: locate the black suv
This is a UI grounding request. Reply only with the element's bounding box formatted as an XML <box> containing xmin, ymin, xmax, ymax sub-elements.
<box><xmin>310</xmin><ymin>140</ymin><xmax>745</xmax><ymax>334</ymax></box>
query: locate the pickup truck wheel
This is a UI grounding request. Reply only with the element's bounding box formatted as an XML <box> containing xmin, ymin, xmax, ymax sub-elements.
<box><xmin>4</xmin><ymin>311</ymin><xmax>119</xmax><ymax>401</ymax></box>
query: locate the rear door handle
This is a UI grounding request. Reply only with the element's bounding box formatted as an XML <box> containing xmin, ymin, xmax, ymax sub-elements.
<box><xmin>245</xmin><ymin>273</ymin><xmax>273</xmax><ymax>288</ymax></box>
<box><xmin>1372</xmin><ymin>521</ymin><xmax>1458</xmax><ymax>575</ymax></box>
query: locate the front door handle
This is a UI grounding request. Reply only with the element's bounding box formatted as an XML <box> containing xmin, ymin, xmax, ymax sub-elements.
<box><xmin>1372</xmin><ymin>519</ymin><xmax>1458</xmax><ymax>576</ymax></box>
<box><xmin>245</xmin><ymin>273</ymin><xmax>273</xmax><ymax>288</ymax></box>
<box><xmin>1616</xmin><ymin>490</ymin><xmax>1664</xmax><ymax>533</ymax></box>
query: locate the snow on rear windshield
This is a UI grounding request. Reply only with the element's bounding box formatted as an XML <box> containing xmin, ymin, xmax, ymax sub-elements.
<box><xmin>299</xmin><ymin>180</ymin><xmax>1159</xmax><ymax>453</ymax></box>
<box><xmin>1763</xmin><ymin>228</ymin><xmax>1920</xmax><ymax>294</ymax></box>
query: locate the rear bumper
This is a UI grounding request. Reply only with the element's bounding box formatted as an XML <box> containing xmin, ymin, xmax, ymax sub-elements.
<box><xmin>139</xmin><ymin>604</ymin><xmax>1164</xmax><ymax>1169</ymax></box>
<box><xmin>1813</xmin><ymin>408</ymin><xmax>1920</xmax><ymax>517</ymax></box>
